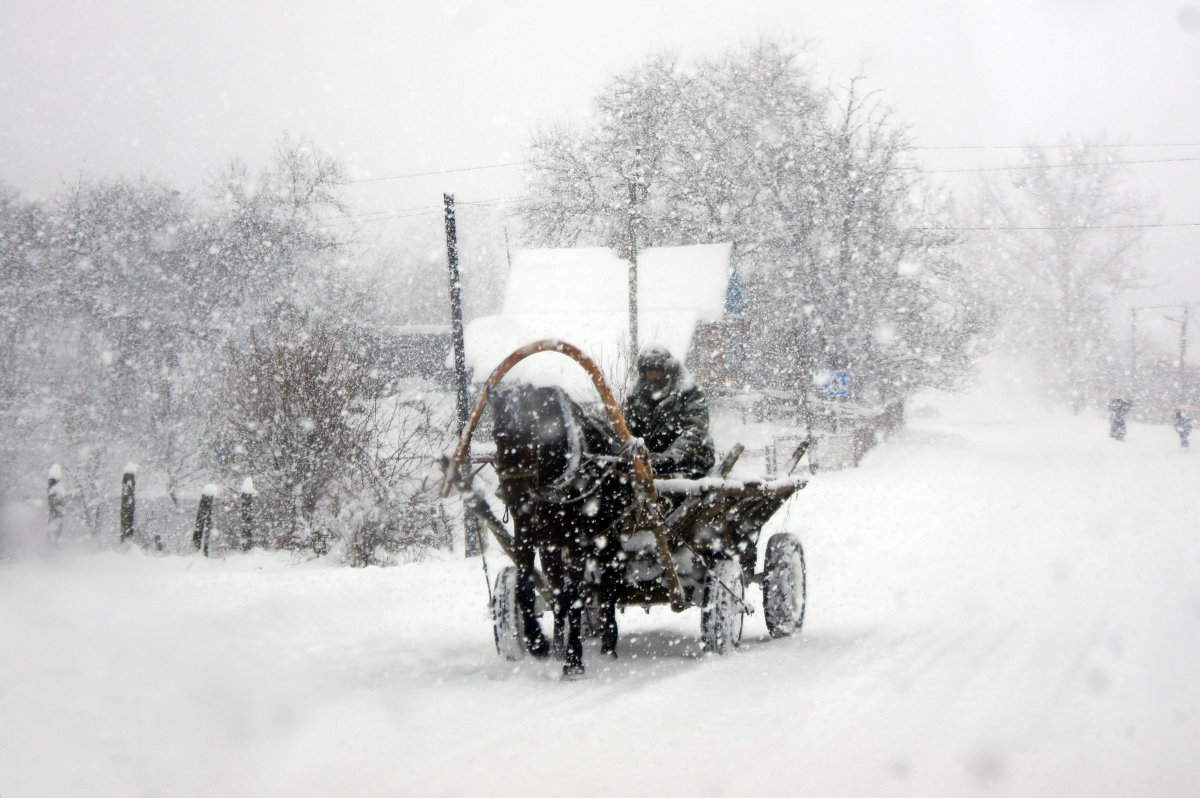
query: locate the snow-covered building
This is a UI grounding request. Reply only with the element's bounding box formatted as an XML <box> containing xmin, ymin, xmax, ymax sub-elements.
<box><xmin>464</xmin><ymin>243</ymin><xmax>743</xmax><ymax>398</ymax></box>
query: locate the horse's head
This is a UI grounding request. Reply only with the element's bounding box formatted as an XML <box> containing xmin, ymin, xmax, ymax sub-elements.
<box><xmin>487</xmin><ymin>383</ymin><xmax>583</xmax><ymax>501</ymax></box>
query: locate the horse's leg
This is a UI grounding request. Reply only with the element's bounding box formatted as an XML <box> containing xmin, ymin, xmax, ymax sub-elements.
<box><xmin>513</xmin><ymin>521</ymin><xmax>549</xmax><ymax>659</ymax></box>
<box><xmin>598</xmin><ymin>553</ymin><xmax>622</xmax><ymax>658</ymax></box>
<box><xmin>542</xmin><ymin>547</ymin><xmax>568</xmax><ymax>661</ymax></box>
<box><xmin>560</xmin><ymin>551</ymin><xmax>586</xmax><ymax>679</ymax></box>
<box><xmin>598</xmin><ymin>486</ymin><xmax>632</xmax><ymax>659</ymax></box>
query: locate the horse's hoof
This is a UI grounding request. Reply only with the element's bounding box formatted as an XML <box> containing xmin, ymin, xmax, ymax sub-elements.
<box><xmin>600</xmin><ymin>647</ymin><xmax>618</xmax><ymax>659</ymax></box>
<box><xmin>527</xmin><ymin>638</ymin><xmax>551</xmax><ymax>660</ymax></box>
<box><xmin>561</xmin><ymin>664</ymin><xmax>586</xmax><ymax>681</ymax></box>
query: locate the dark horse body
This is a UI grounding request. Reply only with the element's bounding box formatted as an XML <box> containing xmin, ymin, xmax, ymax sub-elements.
<box><xmin>488</xmin><ymin>383</ymin><xmax>637</xmax><ymax>678</ymax></box>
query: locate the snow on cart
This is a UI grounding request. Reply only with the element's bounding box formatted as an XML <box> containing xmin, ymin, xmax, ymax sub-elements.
<box><xmin>441</xmin><ymin>340</ymin><xmax>808</xmax><ymax>669</ymax></box>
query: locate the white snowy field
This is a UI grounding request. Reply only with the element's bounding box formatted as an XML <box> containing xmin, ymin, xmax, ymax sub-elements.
<box><xmin>3</xmin><ymin>370</ymin><xmax>1200</xmax><ymax>797</ymax></box>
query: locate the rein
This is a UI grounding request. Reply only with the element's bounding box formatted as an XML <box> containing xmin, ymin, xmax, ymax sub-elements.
<box><xmin>500</xmin><ymin>450</ymin><xmax>626</xmax><ymax>506</ymax></box>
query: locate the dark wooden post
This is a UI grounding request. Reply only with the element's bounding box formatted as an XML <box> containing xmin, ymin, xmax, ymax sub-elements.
<box><xmin>47</xmin><ymin>464</ymin><xmax>65</xmax><ymax>542</ymax></box>
<box><xmin>119</xmin><ymin>463</ymin><xmax>136</xmax><ymax>543</ymax></box>
<box><xmin>444</xmin><ymin>193</ymin><xmax>483</xmax><ymax>557</ymax></box>
<box><xmin>239</xmin><ymin>477</ymin><xmax>255</xmax><ymax>552</ymax></box>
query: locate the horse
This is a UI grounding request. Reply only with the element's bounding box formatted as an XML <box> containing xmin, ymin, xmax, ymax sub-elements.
<box><xmin>487</xmin><ymin>382</ymin><xmax>637</xmax><ymax>679</ymax></box>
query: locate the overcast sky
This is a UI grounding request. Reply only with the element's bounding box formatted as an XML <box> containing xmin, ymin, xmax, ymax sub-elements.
<box><xmin>2</xmin><ymin>0</ymin><xmax>1199</xmax><ymax>311</ymax></box>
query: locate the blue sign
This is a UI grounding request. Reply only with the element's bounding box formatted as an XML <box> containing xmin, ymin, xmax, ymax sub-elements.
<box><xmin>823</xmin><ymin>371</ymin><xmax>849</xmax><ymax>397</ymax></box>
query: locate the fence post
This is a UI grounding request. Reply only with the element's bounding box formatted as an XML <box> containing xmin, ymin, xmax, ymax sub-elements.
<box><xmin>47</xmin><ymin>464</ymin><xmax>65</xmax><ymax>542</ymax></box>
<box><xmin>120</xmin><ymin>463</ymin><xmax>137</xmax><ymax>543</ymax></box>
<box><xmin>193</xmin><ymin>485</ymin><xmax>219</xmax><ymax>556</ymax></box>
<box><xmin>239</xmin><ymin>477</ymin><xmax>256</xmax><ymax>552</ymax></box>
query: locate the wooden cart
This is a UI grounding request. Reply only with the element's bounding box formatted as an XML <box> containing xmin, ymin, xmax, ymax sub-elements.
<box><xmin>442</xmin><ymin>340</ymin><xmax>809</xmax><ymax>656</ymax></box>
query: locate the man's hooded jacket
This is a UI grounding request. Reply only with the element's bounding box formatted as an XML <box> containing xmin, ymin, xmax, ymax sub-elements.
<box><xmin>623</xmin><ymin>345</ymin><xmax>716</xmax><ymax>478</ymax></box>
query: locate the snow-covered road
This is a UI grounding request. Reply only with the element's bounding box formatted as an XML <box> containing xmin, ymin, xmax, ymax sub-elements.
<box><xmin>4</xmin><ymin>376</ymin><xmax>1200</xmax><ymax>797</ymax></box>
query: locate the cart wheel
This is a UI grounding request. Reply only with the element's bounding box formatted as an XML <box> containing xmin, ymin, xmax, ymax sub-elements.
<box><xmin>763</xmin><ymin>533</ymin><xmax>806</xmax><ymax>638</ymax></box>
<box><xmin>492</xmin><ymin>566</ymin><xmax>526</xmax><ymax>661</ymax></box>
<box><xmin>701</xmin><ymin>558</ymin><xmax>745</xmax><ymax>654</ymax></box>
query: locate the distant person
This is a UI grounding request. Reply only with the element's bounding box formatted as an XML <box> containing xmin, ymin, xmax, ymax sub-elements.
<box><xmin>623</xmin><ymin>344</ymin><xmax>716</xmax><ymax>479</ymax></box>
<box><xmin>1108</xmin><ymin>398</ymin><xmax>1132</xmax><ymax>441</ymax></box>
<box><xmin>1174</xmin><ymin>408</ymin><xmax>1192</xmax><ymax>449</ymax></box>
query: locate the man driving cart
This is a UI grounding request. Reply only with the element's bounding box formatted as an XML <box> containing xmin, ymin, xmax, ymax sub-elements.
<box><xmin>623</xmin><ymin>344</ymin><xmax>716</xmax><ymax>479</ymax></box>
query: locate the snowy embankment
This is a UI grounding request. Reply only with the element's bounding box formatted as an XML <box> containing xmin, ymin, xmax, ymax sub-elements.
<box><xmin>3</xmin><ymin>369</ymin><xmax>1200</xmax><ymax>797</ymax></box>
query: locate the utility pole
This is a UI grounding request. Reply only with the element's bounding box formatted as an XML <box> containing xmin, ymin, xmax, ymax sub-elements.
<box><xmin>1180</xmin><ymin>304</ymin><xmax>1189</xmax><ymax>405</ymax></box>
<box><xmin>444</xmin><ymin>193</ymin><xmax>482</xmax><ymax>557</ymax></box>
<box><xmin>1129</xmin><ymin>306</ymin><xmax>1137</xmax><ymax>395</ymax></box>
<box><xmin>627</xmin><ymin>149</ymin><xmax>642</xmax><ymax>371</ymax></box>
<box><xmin>444</xmin><ymin>194</ymin><xmax>469</xmax><ymax>431</ymax></box>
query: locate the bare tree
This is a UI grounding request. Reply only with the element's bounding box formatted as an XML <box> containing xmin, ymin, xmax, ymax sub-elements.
<box><xmin>203</xmin><ymin>134</ymin><xmax>350</xmax><ymax>325</ymax></box>
<box><xmin>0</xmin><ymin>184</ymin><xmax>43</xmax><ymax>502</ymax></box>
<box><xmin>521</xmin><ymin>40</ymin><xmax>986</xmax><ymax>403</ymax></box>
<box><xmin>523</xmin><ymin>52</ymin><xmax>685</xmax><ymax>253</ymax></box>
<box><xmin>977</xmin><ymin>137</ymin><xmax>1152</xmax><ymax>410</ymax></box>
<box><xmin>214</xmin><ymin>313</ymin><xmax>448</xmax><ymax>561</ymax></box>
<box><xmin>0</xmin><ymin>137</ymin><xmax>379</xmax><ymax>546</ymax></box>
<box><xmin>786</xmin><ymin>81</ymin><xmax>988</xmax><ymax>400</ymax></box>
<box><xmin>214</xmin><ymin>316</ymin><xmax>372</xmax><ymax>545</ymax></box>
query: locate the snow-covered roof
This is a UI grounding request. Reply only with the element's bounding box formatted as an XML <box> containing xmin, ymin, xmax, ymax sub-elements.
<box><xmin>465</xmin><ymin>243</ymin><xmax>732</xmax><ymax>397</ymax></box>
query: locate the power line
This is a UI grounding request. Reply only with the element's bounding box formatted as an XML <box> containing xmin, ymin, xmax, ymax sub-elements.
<box><xmin>346</xmin><ymin>161</ymin><xmax>527</xmax><ymax>185</ymax></box>
<box><xmin>328</xmin><ymin>212</ymin><xmax>1200</xmax><ymax>232</ymax></box>
<box><xmin>341</xmin><ymin>147</ymin><xmax>1200</xmax><ymax>187</ymax></box>
<box><xmin>928</xmin><ymin>221</ymin><xmax>1200</xmax><ymax>232</ymax></box>
<box><xmin>340</xmin><ymin>142</ymin><xmax>1200</xmax><ymax>184</ymax></box>
<box><xmin>322</xmin><ymin>208</ymin><xmax>439</xmax><ymax>226</ymax></box>
<box><xmin>330</xmin><ymin>149</ymin><xmax>1200</xmax><ymax>228</ymax></box>
<box><xmin>343</xmin><ymin>153</ymin><xmax>1200</xmax><ymax>189</ymax></box>
<box><xmin>328</xmin><ymin>200</ymin><xmax>1200</xmax><ymax>231</ymax></box>
<box><xmin>341</xmin><ymin>202</ymin><xmax>441</xmax><ymax>219</ymax></box>
<box><xmin>322</xmin><ymin>197</ymin><xmax>517</xmax><ymax>226</ymax></box>
<box><xmin>918</xmin><ymin>156</ymin><xmax>1200</xmax><ymax>174</ymax></box>
<box><xmin>340</xmin><ymin>197</ymin><xmax>512</xmax><ymax>220</ymax></box>
<box><xmin>912</xmin><ymin>143</ymin><xmax>1200</xmax><ymax>151</ymax></box>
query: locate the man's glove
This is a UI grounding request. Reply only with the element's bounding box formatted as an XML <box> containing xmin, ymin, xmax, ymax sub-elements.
<box><xmin>648</xmin><ymin>452</ymin><xmax>676</xmax><ymax>474</ymax></box>
<box><xmin>621</xmin><ymin>437</ymin><xmax>649</xmax><ymax>463</ymax></box>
